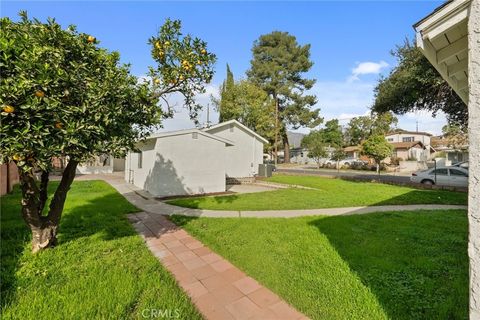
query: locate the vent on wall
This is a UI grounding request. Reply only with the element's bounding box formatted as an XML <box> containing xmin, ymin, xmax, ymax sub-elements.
<box><xmin>192</xmin><ymin>132</ymin><xmax>198</xmax><ymax>139</ymax></box>
<box><xmin>229</xmin><ymin>124</ymin><xmax>234</xmax><ymax>132</ymax></box>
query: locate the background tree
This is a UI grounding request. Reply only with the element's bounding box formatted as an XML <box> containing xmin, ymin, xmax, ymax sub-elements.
<box><xmin>442</xmin><ymin>124</ymin><xmax>468</xmax><ymax>151</ymax></box>
<box><xmin>301</xmin><ymin>131</ymin><xmax>328</xmax><ymax>168</ymax></box>
<box><xmin>372</xmin><ymin>39</ymin><xmax>467</xmax><ymax>127</ymax></box>
<box><xmin>247</xmin><ymin>31</ymin><xmax>321</xmax><ymax>163</ymax></box>
<box><xmin>344</xmin><ymin>112</ymin><xmax>397</xmax><ymax>146</ymax></box>
<box><xmin>218</xmin><ymin>64</ymin><xmax>235</xmax><ymax>122</ymax></box>
<box><xmin>0</xmin><ymin>14</ymin><xmax>216</xmax><ymax>252</ymax></box>
<box><xmin>330</xmin><ymin>147</ymin><xmax>347</xmax><ymax>171</ymax></box>
<box><xmin>212</xmin><ymin>67</ymin><xmax>276</xmax><ymax>145</ymax></box>
<box><xmin>361</xmin><ymin>135</ymin><xmax>393</xmax><ymax>174</ymax></box>
<box><xmin>320</xmin><ymin>119</ymin><xmax>343</xmax><ymax>147</ymax></box>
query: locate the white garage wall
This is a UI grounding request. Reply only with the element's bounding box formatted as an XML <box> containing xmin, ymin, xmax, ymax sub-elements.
<box><xmin>126</xmin><ymin>133</ymin><xmax>227</xmax><ymax>197</ymax></box>
<box><xmin>207</xmin><ymin>124</ymin><xmax>264</xmax><ymax>178</ymax></box>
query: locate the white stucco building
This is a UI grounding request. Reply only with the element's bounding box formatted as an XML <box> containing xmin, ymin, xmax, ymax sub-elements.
<box><xmin>385</xmin><ymin>130</ymin><xmax>432</xmax><ymax>148</ymax></box>
<box><xmin>202</xmin><ymin>120</ymin><xmax>268</xmax><ymax>179</ymax></box>
<box><xmin>124</xmin><ymin>120</ymin><xmax>268</xmax><ymax>197</ymax></box>
<box><xmin>414</xmin><ymin>0</ymin><xmax>479</xmax><ymax>316</ymax></box>
<box><xmin>76</xmin><ymin>155</ymin><xmax>125</xmax><ymax>174</ymax></box>
<box><xmin>125</xmin><ymin>129</ymin><xmax>234</xmax><ymax>197</ymax></box>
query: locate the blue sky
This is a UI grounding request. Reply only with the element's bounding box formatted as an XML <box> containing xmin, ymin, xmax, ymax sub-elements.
<box><xmin>2</xmin><ymin>1</ymin><xmax>447</xmax><ymax>134</ymax></box>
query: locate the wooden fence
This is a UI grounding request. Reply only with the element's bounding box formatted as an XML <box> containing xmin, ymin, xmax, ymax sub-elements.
<box><xmin>1</xmin><ymin>162</ymin><xmax>19</xmax><ymax>196</ymax></box>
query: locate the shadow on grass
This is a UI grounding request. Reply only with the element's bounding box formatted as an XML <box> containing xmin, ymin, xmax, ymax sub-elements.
<box><xmin>167</xmin><ymin>193</ymin><xmax>240</xmax><ymax>209</ymax></box>
<box><xmin>0</xmin><ymin>182</ymin><xmax>138</xmax><ymax>311</ymax></box>
<box><xmin>309</xmin><ymin>210</ymin><xmax>469</xmax><ymax>320</ymax></box>
<box><xmin>0</xmin><ymin>185</ymin><xmax>31</xmax><ymax>311</ymax></box>
<box><xmin>57</xmin><ymin>193</ymin><xmax>138</xmax><ymax>244</ymax></box>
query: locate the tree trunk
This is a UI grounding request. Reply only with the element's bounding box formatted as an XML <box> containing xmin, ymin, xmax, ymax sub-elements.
<box><xmin>38</xmin><ymin>170</ymin><xmax>49</xmax><ymax>215</ymax></box>
<box><xmin>18</xmin><ymin>159</ymin><xmax>78</xmax><ymax>253</ymax></box>
<box><xmin>282</xmin><ymin>131</ymin><xmax>290</xmax><ymax>163</ymax></box>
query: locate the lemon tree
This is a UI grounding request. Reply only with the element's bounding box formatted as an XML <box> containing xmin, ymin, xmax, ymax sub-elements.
<box><xmin>148</xmin><ymin>18</ymin><xmax>216</xmax><ymax>122</ymax></box>
<box><xmin>0</xmin><ymin>12</ymin><xmax>216</xmax><ymax>252</ymax></box>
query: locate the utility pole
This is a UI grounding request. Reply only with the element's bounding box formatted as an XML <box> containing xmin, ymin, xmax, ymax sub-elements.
<box><xmin>206</xmin><ymin>103</ymin><xmax>211</xmax><ymax>128</ymax></box>
<box><xmin>274</xmin><ymin>97</ymin><xmax>278</xmax><ymax>165</ymax></box>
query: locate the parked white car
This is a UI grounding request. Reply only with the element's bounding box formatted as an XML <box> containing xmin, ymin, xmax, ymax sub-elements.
<box><xmin>325</xmin><ymin>158</ymin><xmax>367</xmax><ymax>167</ymax></box>
<box><xmin>452</xmin><ymin>161</ymin><xmax>469</xmax><ymax>170</ymax></box>
<box><xmin>410</xmin><ymin>167</ymin><xmax>469</xmax><ymax>187</ymax></box>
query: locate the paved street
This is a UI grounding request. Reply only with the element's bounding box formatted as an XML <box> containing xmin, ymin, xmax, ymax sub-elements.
<box><xmin>276</xmin><ymin>167</ymin><xmax>412</xmax><ymax>184</ymax></box>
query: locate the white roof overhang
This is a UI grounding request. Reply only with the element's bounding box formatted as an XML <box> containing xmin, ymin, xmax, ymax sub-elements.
<box><xmin>414</xmin><ymin>0</ymin><xmax>471</xmax><ymax>103</ymax></box>
<box><xmin>203</xmin><ymin>119</ymin><xmax>270</xmax><ymax>144</ymax></box>
<box><xmin>144</xmin><ymin>129</ymin><xmax>235</xmax><ymax>146</ymax></box>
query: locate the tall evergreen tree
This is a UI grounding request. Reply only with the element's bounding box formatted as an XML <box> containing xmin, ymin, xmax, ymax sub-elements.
<box><xmin>219</xmin><ymin>64</ymin><xmax>235</xmax><ymax>122</ymax></box>
<box><xmin>321</xmin><ymin>119</ymin><xmax>343</xmax><ymax>147</ymax></box>
<box><xmin>247</xmin><ymin>31</ymin><xmax>321</xmax><ymax>163</ymax></box>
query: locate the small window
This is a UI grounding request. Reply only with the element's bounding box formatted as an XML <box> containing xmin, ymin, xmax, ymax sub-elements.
<box><xmin>432</xmin><ymin>168</ymin><xmax>448</xmax><ymax>175</ymax></box>
<box><xmin>137</xmin><ymin>152</ymin><xmax>143</xmax><ymax>169</ymax></box>
<box><xmin>387</xmin><ymin>138</ymin><xmax>394</xmax><ymax>142</ymax></box>
<box><xmin>450</xmin><ymin>169</ymin><xmax>468</xmax><ymax>177</ymax></box>
<box><xmin>402</xmin><ymin>137</ymin><xmax>414</xmax><ymax>142</ymax></box>
<box><xmin>192</xmin><ymin>132</ymin><xmax>198</xmax><ymax>139</ymax></box>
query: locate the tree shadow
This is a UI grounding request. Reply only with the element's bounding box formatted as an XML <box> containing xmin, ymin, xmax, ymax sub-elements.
<box><xmin>1</xmin><ymin>185</ymin><xmax>31</xmax><ymax>310</ymax></box>
<box><xmin>308</xmin><ymin>210</ymin><xmax>468</xmax><ymax>320</ymax></box>
<box><xmin>57</xmin><ymin>193</ymin><xmax>138</xmax><ymax>244</ymax></box>
<box><xmin>166</xmin><ymin>192</ymin><xmax>240</xmax><ymax>209</ymax></box>
<box><xmin>143</xmin><ymin>154</ymin><xmax>189</xmax><ymax>197</ymax></box>
<box><xmin>0</xmin><ymin>181</ymin><xmax>139</xmax><ymax>310</ymax></box>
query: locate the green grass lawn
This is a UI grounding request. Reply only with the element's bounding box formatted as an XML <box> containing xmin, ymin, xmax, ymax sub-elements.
<box><xmin>1</xmin><ymin>180</ymin><xmax>201</xmax><ymax>320</ymax></box>
<box><xmin>172</xmin><ymin>210</ymin><xmax>468</xmax><ymax>320</ymax></box>
<box><xmin>167</xmin><ymin>175</ymin><xmax>468</xmax><ymax>211</ymax></box>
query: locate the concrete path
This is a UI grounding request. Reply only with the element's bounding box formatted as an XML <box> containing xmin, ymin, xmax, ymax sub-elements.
<box><xmin>129</xmin><ymin>211</ymin><xmax>307</xmax><ymax>320</ymax></box>
<box><xmin>98</xmin><ymin>175</ymin><xmax>467</xmax><ymax>218</ymax></box>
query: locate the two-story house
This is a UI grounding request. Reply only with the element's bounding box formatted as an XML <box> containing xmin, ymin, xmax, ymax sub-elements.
<box><xmin>385</xmin><ymin>129</ymin><xmax>435</xmax><ymax>161</ymax></box>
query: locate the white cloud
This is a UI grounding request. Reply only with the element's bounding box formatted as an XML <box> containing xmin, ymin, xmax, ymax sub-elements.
<box><xmin>348</xmin><ymin>60</ymin><xmax>389</xmax><ymax>82</ymax></box>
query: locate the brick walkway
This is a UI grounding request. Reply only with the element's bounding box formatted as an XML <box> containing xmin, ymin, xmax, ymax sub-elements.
<box><xmin>128</xmin><ymin>211</ymin><xmax>308</xmax><ymax>320</ymax></box>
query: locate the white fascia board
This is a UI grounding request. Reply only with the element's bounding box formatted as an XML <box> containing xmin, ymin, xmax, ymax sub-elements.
<box><xmin>204</xmin><ymin>120</ymin><xmax>269</xmax><ymax>144</ymax></box>
<box><xmin>143</xmin><ymin>129</ymin><xmax>235</xmax><ymax>146</ymax></box>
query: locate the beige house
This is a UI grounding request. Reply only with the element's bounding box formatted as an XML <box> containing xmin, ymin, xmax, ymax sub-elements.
<box><xmin>391</xmin><ymin>141</ymin><xmax>427</xmax><ymax>161</ymax></box>
<box><xmin>385</xmin><ymin>129</ymin><xmax>435</xmax><ymax>160</ymax></box>
<box><xmin>343</xmin><ymin>146</ymin><xmax>361</xmax><ymax>158</ymax></box>
<box><xmin>414</xmin><ymin>0</ymin><xmax>479</xmax><ymax>316</ymax></box>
